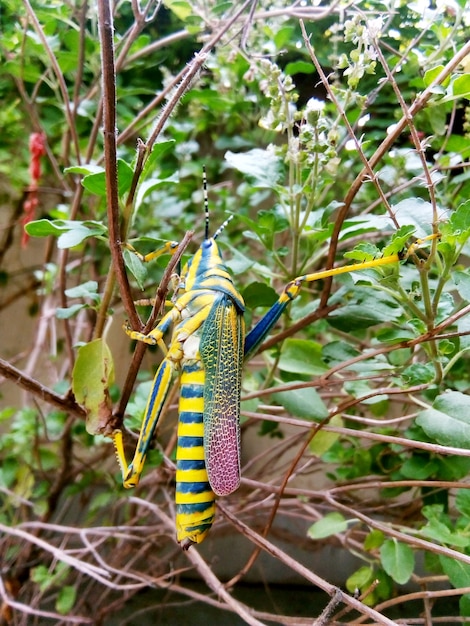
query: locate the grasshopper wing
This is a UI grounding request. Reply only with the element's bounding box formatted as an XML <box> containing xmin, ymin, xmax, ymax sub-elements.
<box><xmin>200</xmin><ymin>293</ymin><xmax>245</xmax><ymax>496</ymax></box>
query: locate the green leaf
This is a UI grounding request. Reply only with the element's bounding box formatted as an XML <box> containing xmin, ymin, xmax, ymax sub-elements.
<box><xmin>401</xmin><ymin>362</ymin><xmax>435</xmax><ymax>385</ymax></box>
<box><xmin>142</xmin><ymin>140</ymin><xmax>176</xmax><ymax>178</ymax></box>
<box><xmin>364</xmin><ymin>529</ymin><xmax>385</xmax><ymax>551</ymax></box>
<box><xmin>81</xmin><ymin>159</ymin><xmax>134</xmax><ymax>197</ymax></box>
<box><xmin>123</xmin><ymin>248</ymin><xmax>148</xmax><ymax>291</ymax></box>
<box><xmin>344</xmin><ymin>242</ymin><xmax>382</xmax><ymax>262</ymax></box>
<box><xmin>391</xmin><ymin>198</ymin><xmax>434</xmax><ymax>239</ymax></box>
<box><xmin>64</xmin><ymin>164</ymin><xmax>104</xmax><ymax>177</ymax></box>
<box><xmin>401</xmin><ymin>455</ymin><xmax>438</xmax><ymax>480</ymax></box>
<box><xmin>278</xmin><ymin>338</ymin><xmax>328</xmax><ymax>376</ymax></box>
<box><xmin>89</xmin><ymin>490</ymin><xmax>115</xmax><ymax>513</ymax></box>
<box><xmin>322</xmin><ymin>340</ymin><xmax>360</xmax><ymax>364</ymax></box>
<box><xmin>163</xmin><ymin>0</ymin><xmax>192</xmax><ymax>20</ymax></box>
<box><xmin>380</xmin><ymin>539</ymin><xmax>414</xmax><ymax>584</ymax></box>
<box><xmin>24</xmin><ymin>218</ymin><xmax>68</xmax><ymax>237</ymax></box>
<box><xmin>243</xmin><ymin>282</ymin><xmax>278</xmax><ymax>309</ymax></box>
<box><xmin>56</xmin><ymin>281</ymin><xmax>101</xmax><ymax>318</ymax></box>
<box><xmin>225</xmin><ymin>148</ymin><xmax>282</xmax><ymax>188</ymax></box>
<box><xmin>56</xmin><ymin>303</ymin><xmax>88</xmax><ymax>319</ymax></box>
<box><xmin>65</xmin><ymin>280</ymin><xmax>99</xmax><ymax>300</ymax></box>
<box><xmin>416</xmin><ymin>391</ymin><xmax>470</xmax><ymax>448</ymax></box>
<box><xmin>420</xmin><ymin>504</ymin><xmax>470</xmax><ymax>547</ymax></box>
<box><xmin>135</xmin><ymin>173</ymin><xmax>178</xmax><ymax>210</ymax></box>
<box><xmin>72</xmin><ymin>339</ymin><xmax>115</xmax><ymax>435</ymax></box>
<box><xmin>456</xmin><ymin>489</ymin><xmax>470</xmax><ymax>519</ymax></box>
<box><xmin>445</xmin><ymin>200</ymin><xmax>470</xmax><ymax>246</ymax></box>
<box><xmin>440</xmin><ymin>555</ymin><xmax>470</xmax><ymax>588</ymax></box>
<box><xmin>382</xmin><ymin>224</ymin><xmax>416</xmax><ymax>257</ymax></box>
<box><xmin>307</xmin><ymin>512</ymin><xmax>349</xmax><ymax>539</ymax></box>
<box><xmin>31</xmin><ymin>565</ymin><xmax>52</xmax><ymax>592</ymax></box>
<box><xmin>452</xmin><ymin>270</ymin><xmax>470</xmax><ymax>303</ymax></box>
<box><xmin>328</xmin><ymin>292</ymin><xmax>400</xmax><ymax>331</ymax></box>
<box><xmin>56</xmin><ymin>585</ymin><xmax>76</xmax><ymax>614</ymax></box>
<box><xmin>272</xmin><ymin>386</ymin><xmax>328</xmax><ymax>421</ymax></box>
<box><xmin>285</xmin><ymin>60</ymin><xmax>315</xmax><ymax>75</ymax></box>
<box><xmin>423</xmin><ymin>65</ymin><xmax>449</xmax><ymax>88</ymax></box>
<box><xmin>309</xmin><ymin>414</ymin><xmax>342</xmax><ymax>455</ymax></box>
<box><xmin>452</xmin><ymin>73</ymin><xmax>470</xmax><ymax>97</ymax></box>
<box><xmin>346</xmin><ymin>566</ymin><xmax>375</xmax><ymax>594</ymax></box>
<box><xmin>460</xmin><ymin>594</ymin><xmax>470</xmax><ymax>617</ymax></box>
<box><xmin>24</xmin><ymin>219</ymin><xmax>107</xmax><ymax>248</ymax></box>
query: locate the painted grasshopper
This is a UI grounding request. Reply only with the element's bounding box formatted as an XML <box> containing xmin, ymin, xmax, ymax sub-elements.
<box><xmin>113</xmin><ymin>174</ymin><xmax>435</xmax><ymax>549</ymax></box>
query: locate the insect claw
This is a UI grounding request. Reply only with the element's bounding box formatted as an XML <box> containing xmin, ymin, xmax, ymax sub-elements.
<box><xmin>180</xmin><ymin>537</ymin><xmax>195</xmax><ymax>551</ymax></box>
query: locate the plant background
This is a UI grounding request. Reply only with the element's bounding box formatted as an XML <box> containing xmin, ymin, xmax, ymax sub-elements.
<box><xmin>2</xmin><ymin>0</ymin><xmax>470</xmax><ymax>624</ymax></box>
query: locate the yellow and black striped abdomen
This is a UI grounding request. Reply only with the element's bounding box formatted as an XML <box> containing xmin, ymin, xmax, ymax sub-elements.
<box><xmin>175</xmin><ymin>361</ymin><xmax>215</xmax><ymax>548</ymax></box>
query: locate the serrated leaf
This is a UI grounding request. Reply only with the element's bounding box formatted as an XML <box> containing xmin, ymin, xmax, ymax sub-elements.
<box><xmin>453</xmin><ymin>271</ymin><xmax>470</xmax><ymax>303</ymax></box>
<box><xmin>380</xmin><ymin>539</ymin><xmax>414</xmax><ymax>584</ymax></box>
<box><xmin>382</xmin><ymin>224</ymin><xmax>416</xmax><ymax>257</ymax></box>
<box><xmin>307</xmin><ymin>512</ymin><xmax>349</xmax><ymax>539</ymax></box>
<box><xmin>420</xmin><ymin>504</ymin><xmax>470</xmax><ymax>547</ymax></box>
<box><xmin>344</xmin><ymin>242</ymin><xmax>381</xmax><ymax>262</ymax></box>
<box><xmin>391</xmin><ymin>198</ymin><xmax>434</xmax><ymax>239</ymax></box>
<box><xmin>278</xmin><ymin>338</ymin><xmax>328</xmax><ymax>376</ymax></box>
<box><xmin>416</xmin><ymin>391</ymin><xmax>470</xmax><ymax>448</ymax></box>
<box><xmin>273</xmin><ymin>386</ymin><xmax>328</xmax><ymax>421</ymax></box>
<box><xmin>401</xmin><ymin>362</ymin><xmax>435</xmax><ymax>385</ymax></box>
<box><xmin>72</xmin><ymin>339</ymin><xmax>114</xmax><ymax>434</ymax></box>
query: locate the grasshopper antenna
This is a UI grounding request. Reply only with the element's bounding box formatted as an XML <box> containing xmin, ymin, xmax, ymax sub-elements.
<box><xmin>203</xmin><ymin>165</ymin><xmax>210</xmax><ymax>241</ymax></box>
<box><xmin>203</xmin><ymin>165</ymin><xmax>233</xmax><ymax>240</ymax></box>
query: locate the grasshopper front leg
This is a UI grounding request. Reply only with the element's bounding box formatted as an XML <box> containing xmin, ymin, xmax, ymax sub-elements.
<box><xmin>113</xmin><ymin>307</ymin><xmax>183</xmax><ymax>488</ymax></box>
<box><xmin>113</xmin><ymin>357</ymin><xmax>177</xmax><ymax>488</ymax></box>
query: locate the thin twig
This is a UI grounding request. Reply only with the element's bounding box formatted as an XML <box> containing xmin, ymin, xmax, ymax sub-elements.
<box><xmin>0</xmin><ymin>357</ymin><xmax>85</xmax><ymax>417</ymax></box>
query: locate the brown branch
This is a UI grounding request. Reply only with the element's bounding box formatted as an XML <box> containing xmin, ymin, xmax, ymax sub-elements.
<box><xmin>0</xmin><ymin>357</ymin><xmax>85</xmax><ymax>417</ymax></box>
<box><xmin>218</xmin><ymin>504</ymin><xmax>399</xmax><ymax>626</ymax></box>
<box><xmin>98</xmin><ymin>0</ymin><xmax>138</xmax><ymax>328</ymax></box>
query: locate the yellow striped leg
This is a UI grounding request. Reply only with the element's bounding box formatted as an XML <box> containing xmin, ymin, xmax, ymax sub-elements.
<box><xmin>113</xmin><ymin>357</ymin><xmax>175</xmax><ymax>488</ymax></box>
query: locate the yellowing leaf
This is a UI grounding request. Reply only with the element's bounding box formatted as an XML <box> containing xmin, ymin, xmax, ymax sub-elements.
<box><xmin>72</xmin><ymin>338</ymin><xmax>114</xmax><ymax>435</ymax></box>
<box><xmin>309</xmin><ymin>414</ymin><xmax>343</xmax><ymax>456</ymax></box>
